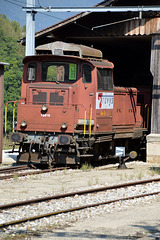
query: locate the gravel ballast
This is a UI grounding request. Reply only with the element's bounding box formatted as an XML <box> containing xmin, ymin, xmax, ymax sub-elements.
<box><xmin>0</xmin><ymin>154</ymin><xmax>160</xmax><ymax>240</ymax></box>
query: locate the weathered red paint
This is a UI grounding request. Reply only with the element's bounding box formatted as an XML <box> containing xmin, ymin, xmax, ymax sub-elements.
<box><xmin>18</xmin><ymin>55</ymin><xmax>144</xmax><ymax>134</ymax></box>
<box><xmin>12</xmin><ymin>51</ymin><xmax>151</xmax><ymax>165</ymax></box>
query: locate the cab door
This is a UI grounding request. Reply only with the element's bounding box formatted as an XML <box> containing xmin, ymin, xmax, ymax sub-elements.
<box><xmin>77</xmin><ymin>63</ymin><xmax>95</xmax><ymax>131</ymax></box>
<box><xmin>96</xmin><ymin>68</ymin><xmax>114</xmax><ymax>132</ymax></box>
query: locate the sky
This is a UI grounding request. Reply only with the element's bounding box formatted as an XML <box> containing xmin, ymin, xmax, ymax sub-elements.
<box><xmin>0</xmin><ymin>0</ymin><xmax>102</xmax><ymax>32</ymax></box>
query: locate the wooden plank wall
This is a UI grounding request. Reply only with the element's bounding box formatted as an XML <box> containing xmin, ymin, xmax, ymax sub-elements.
<box><xmin>150</xmin><ymin>34</ymin><xmax>160</xmax><ymax>133</ymax></box>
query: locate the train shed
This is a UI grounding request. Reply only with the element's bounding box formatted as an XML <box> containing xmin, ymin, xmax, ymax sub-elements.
<box><xmin>22</xmin><ymin>0</ymin><xmax>160</xmax><ymax>163</ymax></box>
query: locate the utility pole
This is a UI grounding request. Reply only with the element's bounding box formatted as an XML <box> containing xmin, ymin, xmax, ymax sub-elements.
<box><xmin>25</xmin><ymin>0</ymin><xmax>36</xmax><ymax>56</ymax></box>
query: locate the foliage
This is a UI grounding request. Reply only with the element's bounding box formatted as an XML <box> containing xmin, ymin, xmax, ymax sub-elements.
<box><xmin>3</xmin><ymin>136</ymin><xmax>12</xmax><ymax>150</ymax></box>
<box><xmin>150</xmin><ymin>167</ymin><xmax>160</xmax><ymax>175</ymax></box>
<box><xmin>80</xmin><ymin>162</ymin><xmax>93</xmax><ymax>171</ymax></box>
<box><xmin>47</xmin><ymin>65</ymin><xmax>57</xmax><ymax>81</ymax></box>
<box><xmin>0</xmin><ymin>14</ymin><xmax>25</xmax><ymax>133</ymax></box>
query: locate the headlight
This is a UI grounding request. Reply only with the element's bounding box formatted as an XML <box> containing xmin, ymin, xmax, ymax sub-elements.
<box><xmin>42</xmin><ymin>104</ymin><xmax>48</xmax><ymax>111</ymax></box>
<box><xmin>21</xmin><ymin>120</ymin><xmax>27</xmax><ymax>127</ymax></box>
<box><xmin>61</xmin><ymin>122</ymin><xmax>67</xmax><ymax>129</ymax></box>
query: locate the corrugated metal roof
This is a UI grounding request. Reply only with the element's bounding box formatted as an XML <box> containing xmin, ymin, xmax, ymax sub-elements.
<box><xmin>96</xmin><ymin>18</ymin><xmax>160</xmax><ymax>36</ymax></box>
<box><xmin>21</xmin><ymin>0</ymin><xmax>160</xmax><ymax>47</ymax></box>
<box><xmin>35</xmin><ymin>0</ymin><xmax>117</xmax><ymax>38</ymax></box>
<box><xmin>125</xmin><ymin>18</ymin><xmax>160</xmax><ymax>36</ymax></box>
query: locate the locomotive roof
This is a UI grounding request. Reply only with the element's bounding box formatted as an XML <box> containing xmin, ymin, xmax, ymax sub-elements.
<box><xmin>35</xmin><ymin>41</ymin><xmax>103</xmax><ymax>59</ymax></box>
<box><xmin>23</xmin><ymin>54</ymin><xmax>114</xmax><ymax>68</ymax></box>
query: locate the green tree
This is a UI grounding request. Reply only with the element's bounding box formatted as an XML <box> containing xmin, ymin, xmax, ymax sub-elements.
<box><xmin>0</xmin><ymin>14</ymin><xmax>25</xmax><ymax>133</ymax></box>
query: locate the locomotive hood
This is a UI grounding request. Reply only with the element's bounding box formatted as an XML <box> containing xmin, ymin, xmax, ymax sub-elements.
<box><xmin>17</xmin><ymin>82</ymin><xmax>77</xmax><ymax>133</ymax></box>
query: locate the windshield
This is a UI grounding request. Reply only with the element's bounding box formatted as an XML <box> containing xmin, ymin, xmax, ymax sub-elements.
<box><xmin>42</xmin><ymin>62</ymin><xmax>77</xmax><ymax>82</ymax></box>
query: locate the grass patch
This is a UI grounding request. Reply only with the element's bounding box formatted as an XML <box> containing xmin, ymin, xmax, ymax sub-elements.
<box><xmin>129</xmin><ymin>174</ymin><xmax>134</xmax><ymax>180</ymax></box>
<box><xmin>13</xmin><ymin>173</ymin><xmax>18</xmax><ymax>181</ymax></box>
<box><xmin>80</xmin><ymin>162</ymin><xmax>92</xmax><ymax>171</ymax></box>
<box><xmin>61</xmin><ymin>184</ymin><xmax>65</xmax><ymax>192</ymax></box>
<box><xmin>137</xmin><ymin>171</ymin><xmax>143</xmax><ymax>180</ymax></box>
<box><xmin>120</xmin><ymin>173</ymin><xmax>123</xmax><ymax>181</ymax></box>
<box><xmin>150</xmin><ymin>167</ymin><xmax>160</xmax><ymax>175</ymax></box>
<box><xmin>95</xmin><ymin>177</ymin><xmax>99</xmax><ymax>185</ymax></box>
<box><xmin>88</xmin><ymin>179</ymin><xmax>92</xmax><ymax>186</ymax></box>
<box><xmin>0</xmin><ymin>233</ymin><xmax>32</xmax><ymax>240</ymax></box>
<box><xmin>3</xmin><ymin>136</ymin><xmax>12</xmax><ymax>150</ymax></box>
<box><xmin>3</xmin><ymin>135</ymin><xmax>19</xmax><ymax>150</ymax></box>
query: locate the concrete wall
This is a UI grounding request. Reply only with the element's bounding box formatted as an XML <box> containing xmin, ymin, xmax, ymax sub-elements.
<box><xmin>147</xmin><ymin>134</ymin><xmax>160</xmax><ymax>163</ymax></box>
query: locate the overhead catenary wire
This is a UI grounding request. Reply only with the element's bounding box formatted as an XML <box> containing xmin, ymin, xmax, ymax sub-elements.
<box><xmin>3</xmin><ymin>0</ymin><xmax>40</xmax><ymax>7</ymax></box>
<box><xmin>2</xmin><ymin>0</ymin><xmax>24</xmax><ymax>8</ymax></box>
<box><xmin>2</xmin><ymin>0</ymin><xmax>69</xmax><ymax>26</ymax></box>
<box><xmin>92</xmin><ymin>16</ymin><xmax>140</xmax><ymax>30</ymax></box>
<box><xmin>1</xmin><ymin>0</ymin><xmax>81</xmax><ymax>24</ymax></box>
<box><xmin>2</xmin><ymin>0</ymin><xmax>151</xmax><ymax>40</ymax></box>
<box><xmin>37</xmin><ymin>0</ymin><xmax>41</xmax><ymax>8</ymax></box>
<box><xmin>2</xmin><ymin>0</ymin><xmax>105</xmax><ymax>36</ymax></box>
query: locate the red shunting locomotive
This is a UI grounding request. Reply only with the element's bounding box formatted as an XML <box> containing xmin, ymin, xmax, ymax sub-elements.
<box><xmin>11</xmin><ymin>42</ymin><xmax>149</xmax><ymax>166</ymax></box>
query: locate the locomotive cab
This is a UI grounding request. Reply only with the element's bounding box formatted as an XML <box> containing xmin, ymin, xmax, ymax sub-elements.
<box><xmin>11</xmin><ymin>42</ymin><xmax>148</xmax><ymax>165</ymax></box>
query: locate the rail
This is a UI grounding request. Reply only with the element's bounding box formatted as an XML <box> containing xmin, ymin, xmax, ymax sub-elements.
<box><xmin>0</xmin><ymin>177</ymin><xmax>159</xmax><ymax>228</ymax></box>
<box><xmin>0</xmin><ymin>166</ymin><xmax>69</xmax><ymax>180</ymax></box>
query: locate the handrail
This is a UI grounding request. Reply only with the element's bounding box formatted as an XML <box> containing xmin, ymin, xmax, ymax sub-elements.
<box><xmin>89</xmin><ymin>105</ymin><xmax>92</xmax><ymax>136</ymax></box>
<box><xmin>84</xmin><ymin>109</ymin><xmax>86</xmax><ymax>136</ymax></box>
<box><xmin>147</xmin><ymin>106</ymin><xmax>150</xmax><ymax>129</ymax></box>
<box><xmin>5</xmin><ymin>101</ymin><xmax>18</xmax><ymax>135</ymax></box>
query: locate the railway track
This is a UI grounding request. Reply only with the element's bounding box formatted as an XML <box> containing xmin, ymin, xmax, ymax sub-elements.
<box><xmin>0</xmin><ymin>165</ymin><xmax>29</xmax><ymax>174</ymax></box>
<box><xmin>0</xmin><ymin>177</ymin><xmax>160</xmax><ymax>229</ymax></box>
<box><xmin>0</xmin><ymin>165</ymin><xmax>69</xmax><ymax>180</ymax></box>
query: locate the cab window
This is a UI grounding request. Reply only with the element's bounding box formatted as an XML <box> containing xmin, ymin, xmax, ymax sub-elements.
<box><xmin>42</xmin><ymin>62</ymin><xmax>77</xmax><ymax>82</ymax></box>
<box><xmin>97</xmin><ymin>68</ymin><xmax>113</xmax><ymax>90</ymax></box>
<box><xmin>27</xmin><ymin>62</ymin><xmax>36</xmax><ymax>81</ymax></box>
<box><xmin>82</xmin><ymin>64</ymin><xmax>92</xmax><ymax>83</ymax></box>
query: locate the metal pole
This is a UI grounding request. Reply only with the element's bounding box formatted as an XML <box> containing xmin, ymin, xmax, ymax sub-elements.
<box><xmin>5</xmin><ymin>103</ymin><xmax>7</xmax><ymax>137</ymax></box>
<box><xmin>25</xmin><ymin>0</ymin><xmax>36</xmax><ymax>56</ymax></box>
<box><xmin>0</xmin><ymin>63</ymin><xmax>9</xmax><ymax>164</ymax></box>
<box><xmin>0</xmin><ymin>65</ymin><xmax>4</xmax><ymax>164</ymax></box>
<box><xmin>12</xmin><ymin>102</ymin><xmax>15</xmax><ymax>132</ymax></box>
<box><xmin>5</xmin><ymin>101</ymin><xmax>18</xmax><ymax>136</ymax></box>
<box><xmin>23</xmin><ymin>5</ymin><xmax>160</xmax><ymax>57</ymax></box>
<box><xmin>23</xmin><ymin>6</ymin><xmax>160</xmax><ymax>13</ymax></box>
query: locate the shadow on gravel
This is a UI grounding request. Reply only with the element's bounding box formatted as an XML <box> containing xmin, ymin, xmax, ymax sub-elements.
<box><xmin>131</xmin><ymin>223</ymin><xmax>160</xmax><ymax>239</ymax></box>
<box><xmin>36</xmin><ymin>230</ymin><xmax>145</xmax><ymax>239</ymax></box>
<box><xmin>8</xmin><ymin>154</ymin><xmax>17</xmax><ymax>161</ymax></box>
